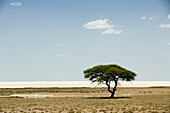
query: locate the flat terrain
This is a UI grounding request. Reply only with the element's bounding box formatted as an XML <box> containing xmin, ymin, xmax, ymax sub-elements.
<box><xmin>0</xmin><ymin>87</ymin><xmax>169</xmax><ymax>112</ymax></box>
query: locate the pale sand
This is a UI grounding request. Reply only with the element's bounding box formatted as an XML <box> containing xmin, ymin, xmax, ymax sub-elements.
<box><xmin>0</xmin><ymin>93</ymin><xmax>132</xmax><ymax>98</ymax></box>
<box><xmin>0</xmin><ymin>81</ymin><xmax>170</xmax><ymax>88</ymax></box>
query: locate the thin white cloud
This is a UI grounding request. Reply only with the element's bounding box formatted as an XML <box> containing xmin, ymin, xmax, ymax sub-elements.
<box><xmin>165</xmin><ymin>43</ymin><xmax>170</xmax><ymax>46</ymax></box>
<box><xmin>102</xmin><ymin>29</ymin><xmax>123</xmax><ymax>35</ymax></box>
<box><xmin>57</xmin><ymin>54</ymin><xmax>67</xmax><ymax>57</ymax></box>
<box><xmin>141</xmin><ymin>16</ymin><xmax>146</xmax><ymax>20</ymax></box>
<box><xmin>141</xmin><ymin>15</ymin><xmax>157</xmax><ymax>20</ymax></box>
<box><xmin>168</xmin><ymin>14</ymin><xmax>170</xmax><ymax>19</ymax></box>
<box><xmin>58</xmin><ymin>44</ymin><xmax>65</xmax><ymax>46</ymax></box>
<box><xmin>10</xmin><ymin>1</ymin><xmax>22</xmax><ymax>7</ymax></box>
<box><xmin>83</xmin><ymin>19</ymin><xmax>123</xmax><ymax>35</ymax></box>
<box><xmin>165</xmin><ymin>53</ymin><xmax>170</xmax><ymax>56</ymax></box>
<box><xmin>158</xmin><ymin>24</ymin><xmax>170</xmax><ymax>28</ymax></box>
<box><xmin>83</xmin><ymin>19</ymin><xmax>113</xmax><ymax>29</ymax></box>
<box><xmin>148</xmin><ymin>16</ymin><xmax>157</xmax><ymax>20</ymax></box>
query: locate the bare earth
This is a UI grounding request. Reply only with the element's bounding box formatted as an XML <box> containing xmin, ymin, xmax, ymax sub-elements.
<box><xmin>0</xmin><ymin>87</ymin><xmax>170</xmax><ymax>113</ymax></box>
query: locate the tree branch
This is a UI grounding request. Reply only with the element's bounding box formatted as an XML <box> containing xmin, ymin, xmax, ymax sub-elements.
<box><xmin>106</xmin><ymin>81</ymin><xmax>113</xmax><ymax>93</ymax></box>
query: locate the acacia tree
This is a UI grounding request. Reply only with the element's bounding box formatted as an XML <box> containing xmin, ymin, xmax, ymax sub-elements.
<box><xmin>84</xmin><ymin>64</ymin><xmax>137</xmax><ymax>98</ymax></box>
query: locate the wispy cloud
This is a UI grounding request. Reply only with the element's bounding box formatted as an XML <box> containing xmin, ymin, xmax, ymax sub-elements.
<box><xmin>158</xmin><ymin>24</ymin><xmax>170</xmax><ymax>28</ymax></box>
<box><xmin>168</xmin><ymin>14</ymin><xmax>170</xmax><ymax>19</ymax></box>
<box><xmin>57</xmin><ymin>44</ymin><xmax>65</xmax><ymax>46</ymax></box>
<box><xmin>83</xmin><ymin>19</ymin><xmax>113</xmax><ymax>29</ymax></box>
<box><xmin>83</xmin><ymin>19</ymin><xmax>123</xmax><ymax>35</ymax></box>
<box><xmin>141</xmin><ymin>16</ymin><xmax>146</xmax><ymax>20</ymax></box>
<box><xmin>148</xmin><ymin>16</ymin><xmax>157</xmax><ymax>20</ymax></box>
<box><xmin>165</xmin><ymin>42</ymin><xmax>170</xmax><ymax>46</ymax></box>
<box><xmin>57</xmin><ymin>54</ymin><xmax>67</xmax><ymax>57</ymax></box>
<box><xmin>10</xmin><ymin>1</ymin><xmax>22</xmax><ymax>7</ymax></box>
<box><xmin>141</xmin><ymin>15</ymin><xmax>157</xmax><ymax>20</ymax></box>
<box><xmin>102</xmin><ymin>29</ymin><xmax>123</xmax><ymax>35</ymax></box>
<box><xmin>165</xmin><ymin>53</ymin><xmax>170</xmax><ymax>56</ymax></box>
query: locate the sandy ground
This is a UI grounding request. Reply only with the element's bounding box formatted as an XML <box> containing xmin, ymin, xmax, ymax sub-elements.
<box><xmin>0</xmin><ymin>87</ymin><xmax>169</xmax><ymax>112</ymax></box>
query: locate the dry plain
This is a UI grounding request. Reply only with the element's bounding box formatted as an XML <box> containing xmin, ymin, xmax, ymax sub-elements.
<box><xmin>0</xmin><ymin>87</ymin><xmax>169</xmax><ymax>113</ymax></box>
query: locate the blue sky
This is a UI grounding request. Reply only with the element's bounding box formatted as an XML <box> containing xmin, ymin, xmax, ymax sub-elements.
<box><xmin>0</xmin><ymin>0</ymin><xmax>170</xmax><ymax>81</ymax></box>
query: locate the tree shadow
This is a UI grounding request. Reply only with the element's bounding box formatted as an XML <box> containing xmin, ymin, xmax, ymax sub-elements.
<box><xmin>86</xmin><ymin>96</ymin><xmax>131</xmax><ymax>99</ymax></box>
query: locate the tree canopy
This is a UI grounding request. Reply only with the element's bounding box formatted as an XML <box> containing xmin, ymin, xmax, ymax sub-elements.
<box><xmin>84</xmin><ymin>64</ymin><xmax>137</xmax><ymax>98</ymax></box>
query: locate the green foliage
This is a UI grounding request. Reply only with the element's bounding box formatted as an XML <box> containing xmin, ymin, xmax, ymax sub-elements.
<box><xmin>84</xmin><ymin>64</ymin><xmax>137</xmax><ymax>83</ymax></box>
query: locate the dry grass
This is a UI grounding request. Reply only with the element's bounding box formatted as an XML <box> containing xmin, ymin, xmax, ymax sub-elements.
<box><xmin>0</xmin><ymin>87</ymin><xmax>170</xmax><ymax>112</ymax></box>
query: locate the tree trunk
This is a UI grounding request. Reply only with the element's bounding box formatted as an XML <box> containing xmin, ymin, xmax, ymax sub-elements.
<box><xmin>110</xmin><ymin>80</ymin><xmax>117</xmax><ymax>98</ymax></box>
